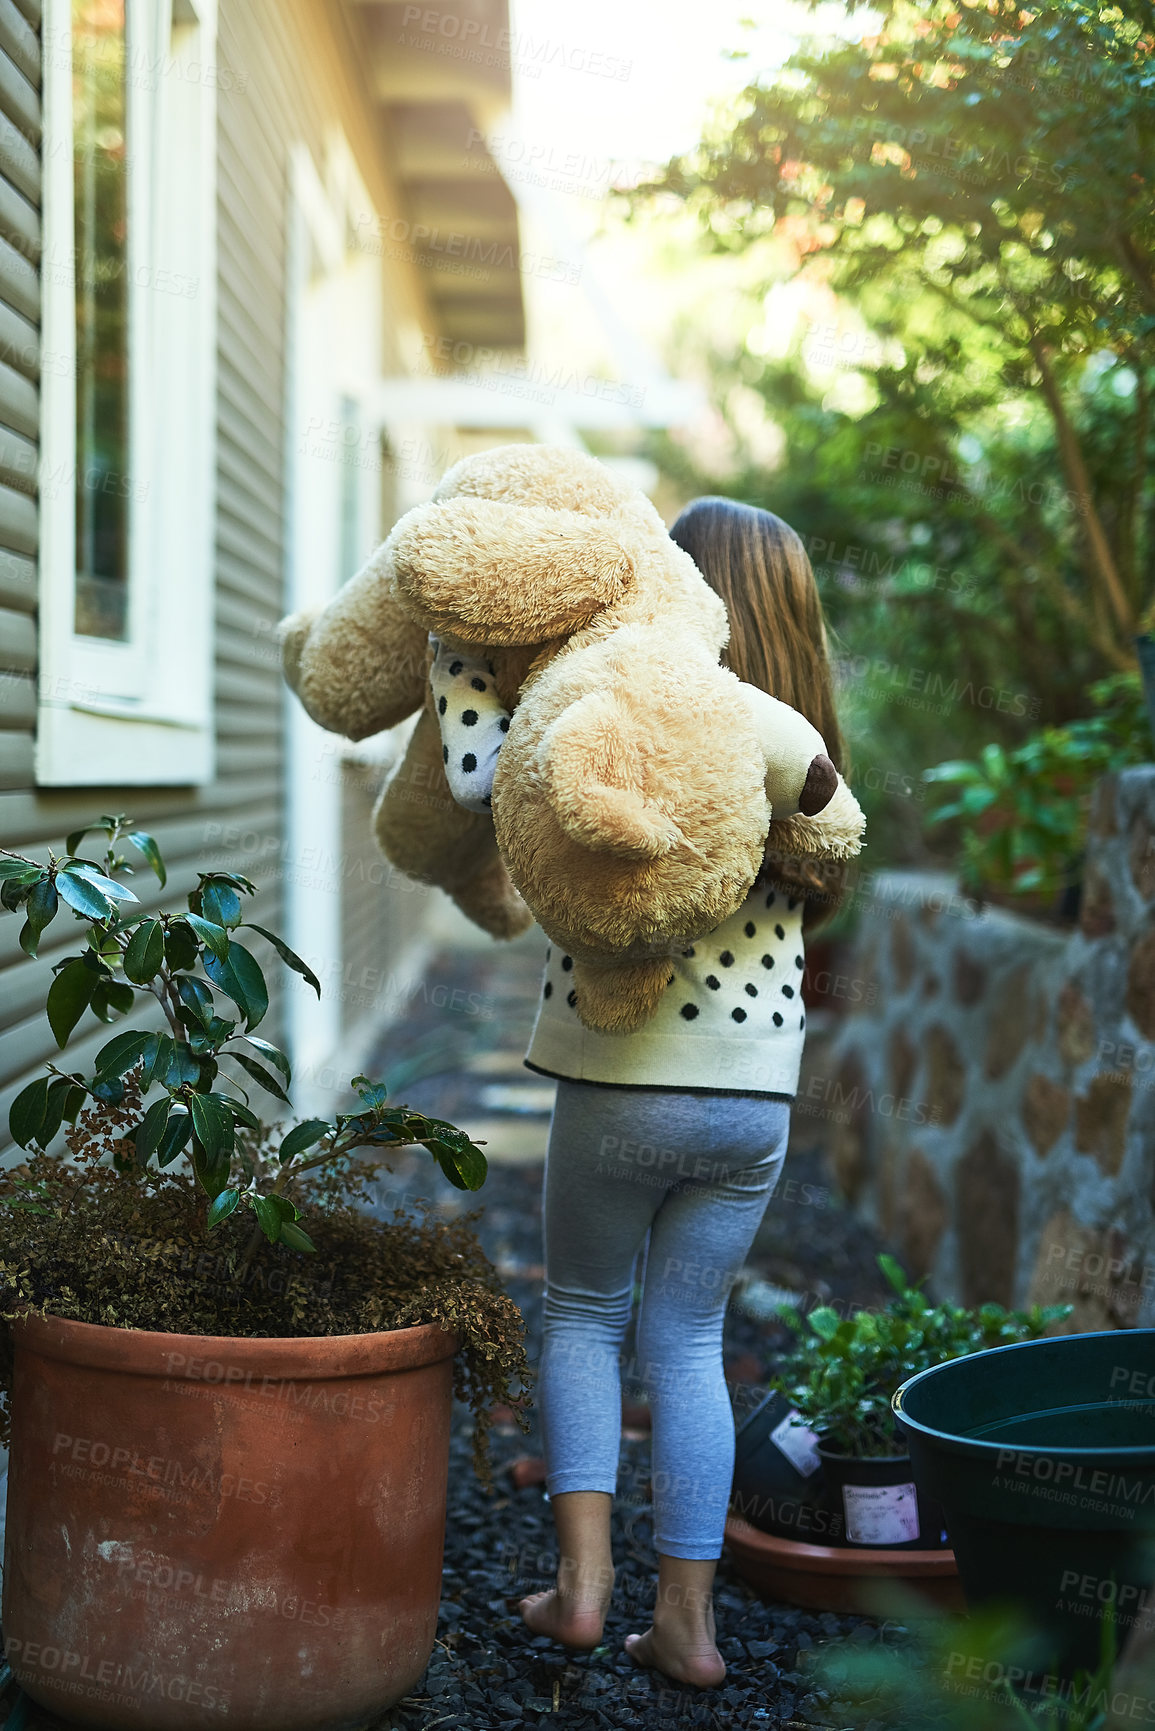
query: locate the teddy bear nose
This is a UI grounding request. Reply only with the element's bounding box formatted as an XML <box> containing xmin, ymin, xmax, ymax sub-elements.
<box><xmin>798</xmin><ymin>753</ymin><xmax>838</xmax><ymax>815</ymax></box>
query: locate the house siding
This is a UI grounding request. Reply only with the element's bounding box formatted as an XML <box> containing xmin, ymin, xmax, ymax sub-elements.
<box><xmin>0</xmin><ymin>0</ymin><xmax>444</xmax><ymax>1150</ymax></box>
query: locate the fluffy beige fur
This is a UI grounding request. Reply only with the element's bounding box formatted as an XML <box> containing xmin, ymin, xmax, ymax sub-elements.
<box><xmin>280</xmin><ymin>445</ymin><xmax>865</xmax><ymax>1033</ymax></box>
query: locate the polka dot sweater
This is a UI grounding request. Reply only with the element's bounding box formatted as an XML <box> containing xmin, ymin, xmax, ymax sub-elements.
<box><xmin>429</xmin><ymin>639</ymin><xmax>808</xmax><ymax>1098</ymax></box>
<box><xmin>428</xmin><ymin>633</ymin><xmax>510</xmax><ymax>814</ymax></box>
<box><xmin>524</xmin><ymin>885</ymin><xmax>807</xmax><ymax>1098</ymax></box>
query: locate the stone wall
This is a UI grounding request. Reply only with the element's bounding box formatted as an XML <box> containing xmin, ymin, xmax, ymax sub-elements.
<box><xmin>823</xmin><ymin>765</ymin><xmax>1155</xmax><ymax>1330</ymax></box>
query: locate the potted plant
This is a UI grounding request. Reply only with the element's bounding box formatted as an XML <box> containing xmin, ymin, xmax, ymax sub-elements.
<box><xmin>921</xmin><ymin>672</ymin><xmax>1150</xmax><ymax>921</ymax></box>
<box><xmin>0</xmin><ymin>815</ymin><xmax>530</xmax><ymax>1731</ymax></box>
<box><xmin>726</xmin><ymin>1256</ymin><xmax>1067</xmax><ymax>1612</ymax></box>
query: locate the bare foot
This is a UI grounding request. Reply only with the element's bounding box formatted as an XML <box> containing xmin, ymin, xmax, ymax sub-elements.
<box><xmin>519</xmin><ymin>1581</ymin><xmax>612</xmax><ymax>1651</ymax></box>
<box><xmin>624</xmin><ymin>1602</ymin><xmax>727</xmax><ymax>1689</ymax></box>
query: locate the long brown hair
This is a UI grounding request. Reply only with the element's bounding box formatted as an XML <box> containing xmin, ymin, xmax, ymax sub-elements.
<box><xmin>669</xmin><ymin>496</ymin><xmax>848</xmax><ymax>927</ymax></box>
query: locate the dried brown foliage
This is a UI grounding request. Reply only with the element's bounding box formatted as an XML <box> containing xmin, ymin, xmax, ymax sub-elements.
<box><xmin>0</xmin><ymin>1147</ymin><xmax>532</xmax><ymax>1487</ymax></box>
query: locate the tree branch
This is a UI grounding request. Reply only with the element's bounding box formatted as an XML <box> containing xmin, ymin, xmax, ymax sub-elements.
<box><xmin>965</xmin><ymin>495</ymin><xmax>1132</xmax><ymax>672</ymax></box>
<box><xmin>1029</xmin><ymin>338</ymin><xmax>1134</xmax><ymax>643</ymax></box>
<box><xmin>1129</xmin><ymin>360</ymin><xmax>1150</xmax><ymax>613</ymax></box>
<box><xmin>1115</xmin><ymin>231</ymin><xmax>1155</xmax><ymax>317</ymax></box>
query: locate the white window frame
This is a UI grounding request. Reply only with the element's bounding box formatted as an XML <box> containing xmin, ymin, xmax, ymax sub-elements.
<box><xmin>37</xmin><ymin>0</ymin><xmax>218</xmax><ymax>784</ymax></box>
<box><xmin>282</xmin><ymin>139</ymin><xmax>387</xmax><ymax>1101</ymax></box>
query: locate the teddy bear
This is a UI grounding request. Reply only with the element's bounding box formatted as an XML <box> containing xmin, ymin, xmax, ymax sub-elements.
<box><xmin>280</xmin><ymin>444</ymin><xmax>864</xmax><ymax>1034</ymax></box>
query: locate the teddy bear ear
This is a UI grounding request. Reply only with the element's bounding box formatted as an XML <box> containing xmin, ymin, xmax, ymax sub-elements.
<box><xmin>542</xmin><ymin>690</ymin><xmax>688</xmax><ymax>860</ymax></box>
<box><xmin>388</xmin><ymin>495</ymin><xmax>638</xmax><ymax>646</ymax></box>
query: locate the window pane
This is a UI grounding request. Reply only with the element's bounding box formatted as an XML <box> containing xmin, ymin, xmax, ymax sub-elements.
<box><xmin>72</xmin><ymin>0</ymin><xmax>130</xmax><ymax>641</ymax></box>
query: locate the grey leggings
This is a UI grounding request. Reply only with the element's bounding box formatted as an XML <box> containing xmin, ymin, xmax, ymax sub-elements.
<box><xmin>538</xmin><ymin>1079</ymin><xmax>790</xmax><ymax>1561</ymax></box>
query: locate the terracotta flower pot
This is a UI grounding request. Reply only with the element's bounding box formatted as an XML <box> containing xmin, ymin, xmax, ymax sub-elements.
<box><xmin>723</xmin><ymin>1514</ymin><xmax>965</xmax><ymax>1617</ymax></box>
<box><xmin>2</xmin><ymin>1309</ymin><xmax>459</xmax><ymax>1731</ymax></box>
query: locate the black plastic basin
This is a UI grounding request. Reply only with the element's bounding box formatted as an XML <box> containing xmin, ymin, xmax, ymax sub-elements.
<box><xmin>894</xmin><ymin>1329</ymin><xmax>1155</xmax><ymax>1673</ymax></box>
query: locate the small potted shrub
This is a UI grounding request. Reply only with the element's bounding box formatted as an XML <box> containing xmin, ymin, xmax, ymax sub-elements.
<box><xmin>0</xmin><ymin>816</ymin><xmax>530</xmax><ymax>1731</ymax></box>
<box><xmin>726</xmin><ymin>1256</ymin><xmax>1067</xmax><ymax>1609</ymax></box>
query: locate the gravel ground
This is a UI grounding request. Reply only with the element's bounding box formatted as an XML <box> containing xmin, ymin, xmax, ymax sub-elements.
<box><xmin>361</xmin><ymin>1156</ymin><xmax>901</xmax><ymax>1731</ymax></box>
<box><xmin>352</xmin><ymin>930</ymin><xmax>908</xmax><ymax>1731</ymax></box>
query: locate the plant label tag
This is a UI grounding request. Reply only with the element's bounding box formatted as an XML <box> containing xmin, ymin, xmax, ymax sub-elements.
<box><xmin>770</xmin><ymin>1410</ymin><xmax>823</xmax><ymax>1478</ymax></box>
<box><xmin>842</xmin><ymin>1482</ymin><xmax>920</xmax><ymax>1546</ymax></box>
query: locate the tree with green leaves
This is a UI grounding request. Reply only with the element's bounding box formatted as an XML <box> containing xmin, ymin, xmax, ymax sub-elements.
<box><xmin>638</xmin><ymin>0</ymin><xmax>1154</xmax><ymax>715</ymax></box>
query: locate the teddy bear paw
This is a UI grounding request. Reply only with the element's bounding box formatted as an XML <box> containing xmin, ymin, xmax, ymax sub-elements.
<box><xmin>798</xmin><ymin>752</ymin><xmax>838</xmax><ymax>816</ymax></box>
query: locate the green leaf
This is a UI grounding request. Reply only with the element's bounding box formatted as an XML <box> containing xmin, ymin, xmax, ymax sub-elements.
<box><xmin>134</xmin><ymin>1096</ymin><xmax>172</xmax><ymax>1164</ymax></box>
<box><xmin>175</xmin><ymin>976</ymin><xmax>215</xmax><ymax>1027</ymax></box>
<box><xmin>211</xmin><ymin>1090</ymin><xmax>260</xmax><ymax>1131</ymax></box>
<box><xmin>278</xmin><ymin>1119</ymin><xmax>331</xmax><ymax>1164</ymax></box>
<box><xmin>425</xmin><ymin>1135</ymin><xmax>488</xmax><ymax>1191</ymax></box>
<box><xmin>194</xmin><ymin>1159</ymin><xmax>233</xmax><ymax>1204</ymax></box>
<box><xmin>226</xmin><ymin>1050</ymin><xmax>291</xmax><ymax>1105</ymax></box>
<box><xmin>60</xmin><ymin>1081</ymin><xmax>86</xmax><ymax>1125</ymax></box>
<box><xmin>161</xmin><ymin>1042</ymin><xmax>201</xmax><ymax>1088</ymax></box>
<box><xmin>1</xmin><ymin>875</ymin><xmax>32</xmax><ymax>913</ymax></box>
<box><xmin>808</xmin><ymin>1307</ymin><xmax>842</xmax><ymax>1342</ymax></box>
<box><xmin>47</xmin><ymin>959</ymin><xmax>98</xmax><ymax>1047</ymax></box>
<box><xmin>164</xmin><ymin>921</ymin><xmax>200</xmax><ymax>973</ymax></box>
<box><xmin>56</xmin><ymin>870</ymin><xmax>116</xmax><ymax>922</ymax></box>
<box><xmin>127</xmin><ymin>830</ymin><xmax>166</xmax><ymax>888</ymax></box>
<box><xmin>200</xmin><ymin>881</ymin><xmax>242</xmax><ymax>929</ymax></box>
<box><xmin>202</xmin><ymin>870</ymin><xmax>255</xmax><ymax>893</ymax></box>
<box><xmin>235</xmin><ymin>1036</ymin><xmax>291</xmax><ymax>1085</ymax></box>
<box><xmin>37</xmin><ymin>1076</ymin><xmax>79</xmax><ymax>1147</ymax></box>
<box><xmin>878</xmin><ymin>1253</ymin><xmax>910</xmax><ymax>1296</ymax></box>
<box><xmin>252</xmin><ymin>1193</ymin><xmax>284</xmax><ymax>1243</ymax></box>
<box><xmin>352</xmin><ymin>1074</ymin><xmax>388</xmax><ymax>1109</ymax></box>
<box><xmin>203</xmin><ymin>941</ymin><xmax>268</xmax><ymax>1030</ymax></box>
<box><xmin>0</xmin><ymin>858</ymin><xmax>42</xmax><ymax>882</ymax></box>
<box><xmin>245</xmin><ymin>924</ymin><xmax>322</xmax><ymax>997</ymax></box>
<box><xmin>189</xmin><ymin>1092</ymin><xmax>234</xmax><ymax>1164</ymax></box>
<box><xmin>123</xmin><ymin>918</ymin><xmax>165</xmax><ymax>984</ymax></box>
<box><xmin>9</xmin><ymin>1076</ymin><xmax>49</xmax><ymax>1148</ymax></box>
<box><xmin>156</xmin><ymin>1108</ymin><xmax>192</xmax><ymax>1167</ymax></box>
<box><xmin>67</xmin><ymin>864</ymin><xmax>138</xmax><ymax>904</ymax></box>
<box><xmin>206</xmin><ymin>1187</ymin><xmax>242</xmax><ymax>1229</ymax></box>
<box><xmin>185</xmin><ymin>914</ymin><xmax>229</xmax><ymax>961</ymax></box>
<box><xmin>139</xmin><ymin>1032</ymin><xmax>172</xmax><ymax>1089</ymax></box>
<box><xmin>65</xmin><ymin>822</ymin><xmax>102</xmax><ymax>854</ymax></box>
<box><xmin>88</xmin><ymin>979</ymin><xmax>131</xmax><ymax>1024</ymax></box>
<box><xmin>922</xmin><ymin>761</ymin><xmax>985</xmax><ymax>785</ymax></box>
<box><xmin>95</xmin><ymin>1028</ymin><xmax>156</xmax><ymax>1080</ymax></box>
<box><xmin>279</xmin><ymin>1220</ymin><xmax>317</xmax><ymax>1253</ymax></box>
<box><xmin>19</xmin><ymin>877</ymin><xmax>59</xmax><ymax>957</ymax></box>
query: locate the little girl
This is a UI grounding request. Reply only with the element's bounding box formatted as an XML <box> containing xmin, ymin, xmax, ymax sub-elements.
<box><xmin>429</xmin><ymin>495</ymin><xmax>848</xmax><ymax>1689</ymax></box>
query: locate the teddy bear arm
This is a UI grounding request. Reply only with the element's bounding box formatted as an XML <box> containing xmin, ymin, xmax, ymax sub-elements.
<box><xmin>279</xmin><ymin>546</ymin><xmax>428</xmax><ymax>741</ymax></box>
<box><xmin>737</xmin><ymin>685</ymin><xmax>837</xmax><ymax>818</ymax></box>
